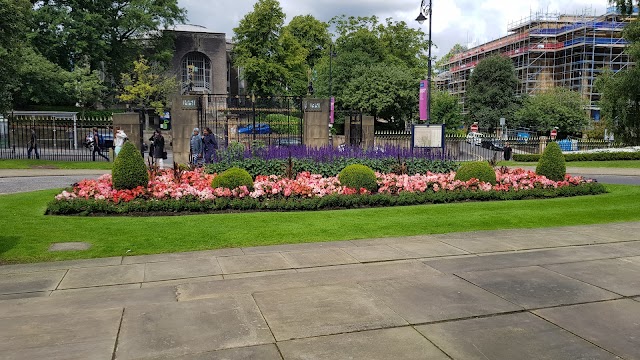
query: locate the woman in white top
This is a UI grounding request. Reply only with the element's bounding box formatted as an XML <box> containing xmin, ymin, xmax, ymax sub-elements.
<box><xmin>114</xmin><ymin>126</ymin><xmax>128</xmax><ymax>157</ymax></box>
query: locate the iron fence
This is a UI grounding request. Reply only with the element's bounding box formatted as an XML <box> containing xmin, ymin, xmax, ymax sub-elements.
<box><xmin>0</xmin><ymin>113</ymin><xmax>113</xmax><ymax>161</ymax></box>
<box><xmin>199</xmin><ymin>95</ymin><xmax>303</xmax><ymax>149</ymax></box>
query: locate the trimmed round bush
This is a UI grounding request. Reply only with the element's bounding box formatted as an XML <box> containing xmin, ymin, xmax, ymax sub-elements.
<box><xmin>112</xmin><ymin>141</ymin><xmax>149</xmax><ymax>190</ymax></box>
<box><xmin>536</xmin><ymin>141</ymin><xmax>566</xmax><ymax>181</ymax></box>
<box><xmin>454</xmin><ymin>161</ymin><xmax>497</xmax><ymax>185</ymax></box>
<box><xmin>212</xmin><ymin>167</ymin><xmax>254</xmax><ymax>190</ymax></box>
<box><xmin>338</xmin><ymin>164</ymin><xmax>378</xmax><ymax>192</ymax></box>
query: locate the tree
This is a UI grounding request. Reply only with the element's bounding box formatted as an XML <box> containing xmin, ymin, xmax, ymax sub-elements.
<box><xmin>30</xmin><ymin>0</ymin><xmax>186</xmax><ymax>87</ymax></box>
<box><xmin>342</xmin><ymin>64</ymin><xmax>418</xmax><ymax>122</ymax></box>
<box><xmin>64</xmin><ymin>62</ymin><xmax>108</xmax><ymax>113</ymax></box>
<box><xmin>233</xmin><ymin>0</ymin><xmax>307</xmax><ymax>96</ymax></box>
<box><xmin>286</xmin><ymin>15</ymin><xmax>331</xmax><ymax>71</ymax></box>
<box><xmin>431</xmin><ymin>90</ymin><xmax>464</xmax><ymax>133</ymax></box>
<box><xmin>435</xmin><ymin>44</ymin><xmax>467</xmax><ymax>72</ymax></box>
<box><xmin>118</xmin><ymin>56</ymin><xmax>177</xmax><ymax>117</ymax></box>
<box><xmin>514</xmin><ymin>88</ymin><xmax>589</xmax><ymax>134</ymax></box>
<box><xmin>609</xmin><ymin>0</ymin><xmax>638</xmax><ymax>15</ymax></box>
<box><xmin>465</xmin><ymin>55</ymin><xmax>519</xmax><ymax>131</ymax></box>
<box><xmin>0</xmin><ymin>0</ymin><xmax>31</xmax><ymax>113</ymax></box>
<box><xmin>12</xmin><ymin>47</ymin><xmax>73</xmax><ymax>108</ymax></box>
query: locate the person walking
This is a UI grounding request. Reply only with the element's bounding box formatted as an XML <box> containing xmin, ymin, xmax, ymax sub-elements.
<box><xmin>503</xmin><ymin>142</ymin><xmax>513</xmax><ymax>161</ymax></box>
<box><xmin>27</xmin><ymin>127</ymin><xmax>40</xmax><ymax>159</ymax></box>
<box><xmin>91</xmin><ymin>128</ymin><xmax>109</xmax><ymax>162</ymax></box>
<box><xmin>202</xmin><ymin>127</ymin><xmax>218</xmax><ymax>164</ymax></box>
<box><xmin>190</xmin><ymin>127</ymin><xmax>204</xmax><ymax>166</ymax></box>
<box><xmin>149</xmin><ymin>128</ymin><xmax>165</xmax><ymax>168</ymax></box>
<box><xmin>113</xmin><ymin>126</ymin><xmax>128</xmax><ymax>157</ymax></box>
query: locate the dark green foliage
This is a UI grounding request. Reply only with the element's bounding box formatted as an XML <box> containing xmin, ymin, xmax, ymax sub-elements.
<box><xmin>265</xmin><ymin>113</ymin><xmax>302</xmax><ymax>134</ymax></box>
<box><xmin>454</xmin><ymin>161</ymin><xmax>497</xmax><ymax>185</ymax></box>
<box><xmin>211</xmin><ymin>167</ymin><xmax>254</xmax><ymax>191</ymax></box>
<box><xmin>338</xmin><ymin>164</ymin><xmax>378</xmax><ymax>192</ymax></box>
<box><xmin>206</xmin><ymin>157</ymin><xmax>458</xmax><ymax>178</ymax></box>
<box><xmin>112</xmin><ymin>142</ymin><xmax>149</xmax><ymax>190</ymax></box>
<box><xmin>536</xmin><ymin>142</ymin><xmax>567</xmax><ymax>181</ymax></box>
<box><xmin>514</xmin><ymin>151</ymin><xmax>640</xmax><ymax>162</ymax></box>
<box><xmin>46</xmin><ymin>182</ymin><xmax>607</xmax><ymax>215</ymax></box>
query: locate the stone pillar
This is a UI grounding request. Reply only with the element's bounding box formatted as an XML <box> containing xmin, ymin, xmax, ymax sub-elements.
<box><xmin>362</xmin><ymin>115</ymin><xmax>375</xmax><ymax>149</ymax></box>
<box><xmin>113</xmin><ymin>113</ymin><xmax>142</xmax><ymax>152</ymax></box>
<box><xmin>303</xmin><ymin>98</ymin><xmax>330</xmax><ymax>148</ymax></box>
<box><xmin>171</xmin><ymin>95</ymin><xmax>200</xmax><ymax>164</ymax></box>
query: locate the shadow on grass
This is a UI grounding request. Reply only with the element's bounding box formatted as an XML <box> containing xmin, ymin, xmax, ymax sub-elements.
<box><xmin>0</xmin><ymin>236</ymin><xmax>19</xmax><ymax>264</ymax></box>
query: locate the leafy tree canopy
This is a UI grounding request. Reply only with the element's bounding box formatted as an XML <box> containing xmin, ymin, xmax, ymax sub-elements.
<box><xmin>118</xmin><ymin>56</ymin><xmax>177</xmax><ymax>116</ymax></box>
<box><xmin>286</xmin><ymin>15</ymin><xmax>331</xmax><ymax>70</ymax></box>
<box><xmin>431</xmin><ymin>89</ymin><xmax>464</xmax><ymax>133</ymax></box>
<box><xmin>514</xmin><ymin>88</ymin><xmax>589</xmax><ymax>134</ymax></box>
<box><xmin>0</xmin><ymin>0</ymin><xmax>32</xmax><ymax>113</ymax></box>
<box><xmin>609</xmin><ymin>0</ymin><xmax>638</xmax><ymax>15</ymax></box>
<box><xmin>435</xmin><ymin>43</ymin><xmax>467</xmax><ymax>72</ymax></box>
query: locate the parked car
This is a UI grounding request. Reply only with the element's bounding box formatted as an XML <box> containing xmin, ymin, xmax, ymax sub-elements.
<box><xmin>274</xmin><ymin>137</ymin><xmax>302</xmax><ymax>147</ymax></box>
<box><xmin>481</xmin><ymin>138</ymin><xmax>504</xmax><ymax>151</ymax></box>
<box><xmin>466</xmin><ymin>132</ymin><xmax>484</xmax><ymax>146</ymax></box>
<box><xmin>238</xmin><ymin>123</ymin><xmax>272</xmax><ymax>134</ymax></box>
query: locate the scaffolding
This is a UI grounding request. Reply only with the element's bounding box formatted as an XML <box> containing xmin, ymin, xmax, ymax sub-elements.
<box><xmin>440</xmin><ymin>7</ymin><xmax>635</xmax><ymax>120</ymax></box>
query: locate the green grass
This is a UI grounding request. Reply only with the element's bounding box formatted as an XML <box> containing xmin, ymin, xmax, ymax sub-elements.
<box><xmin>0</xmin><ymin>159</ymin><xmax>112</xmax><ymax>170</ymax></box>
<box><xmin>500</xmin><ymin>160</ymin><xmax>640</xmax><ymax>169</ymax></box>
<box><xmin>2</xmin><ymin>185</ymin><xmax>640</xmax><ymax>264</ymax></box>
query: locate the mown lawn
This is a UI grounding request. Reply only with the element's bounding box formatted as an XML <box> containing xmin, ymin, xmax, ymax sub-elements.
<box><xmin>1</xmin><ymin>184</ymin><xmax>639</xmax><ymax>264</ymax></box>
<box><xmin>0</xmin><ymin>159</ymin><xmax>112</xmax><ymax>170</ymax></box>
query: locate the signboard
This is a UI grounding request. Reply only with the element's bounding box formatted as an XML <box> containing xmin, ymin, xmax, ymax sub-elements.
<box><xmin>182</xmin><ymin>98</ymin><xmax>198</xmax><ymax>109</ymax></box>
<box><xmin>550</xmin><ymin>129</ymin><xmax>558</xmax><ymax>139</ymax></box>
<box><xmin>470</xmin><ymin>123</ymin><xmax>479</xmax><ymax>133</ymax></box>
<box><xmin>419</xmin><ymin>80</ymin><xmax>428</xmax><ymax>121</ymax></box>
<box><xmin>412</xmin><ymin>124</ymin><xmax>445</xmax><ymax>149</ymax></box>
<box><xmin>304</xmin><ymin>100</ymin><xmax>322</xmax><ymax>112</ymax></box>
<box><xmin>329</xmin><ymin>97</ymin><xmax>335</xmax><ymax>124</ymax></box>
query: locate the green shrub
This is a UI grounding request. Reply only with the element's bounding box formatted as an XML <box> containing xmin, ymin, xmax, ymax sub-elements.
<box><xmin>265</xmin><ymin>113</ymin><xmax>302</xmax><ymax>135</ymax></box>
<box><xmin>338</xmin><ymin>164</ymin><xmax>378</xmax><ymax>192</ymax></box>
<box><xmin>536</xmin><ymin>142</ymin><xmax>566</xmax><ymax>181</ymax></box>
<box><xmin>211</xmin><ymin>167</ymin><xmax>254</xmax><ymax>190</ymax></box>
<box><xmin>454</xmin><ymin>161</ymin><xmax>497</xmax><ymax>185</ymax></box>
<box><xmin>112</xmin><ymin>142</ymin><xmax>149</xmax><ymax>190</ymax></box>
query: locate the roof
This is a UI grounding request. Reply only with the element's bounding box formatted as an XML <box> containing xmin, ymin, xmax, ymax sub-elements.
<box><xmin>170</xmin><ymin>24</ymin><xmax>223</xmax><ymax>35</ymax></box>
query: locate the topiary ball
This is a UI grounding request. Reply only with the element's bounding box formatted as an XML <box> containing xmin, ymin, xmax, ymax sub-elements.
<box><xmin>211</xmin><ymin>167</ymin><xmax>254</xmax><ymax>191</ymax></box>
<box><xmin>454</xmin><ymin>161</ymin><xmax>497</xmax><ymax>185</ymax></box>
<box><xmin>112</xmin><ymin>141</ymin><xmax>149</xmax><ymax>190</ymax></box>
<box><xmin>536</xmin><ymin>141</ymin><xmax>566</xmax><ymax>181</ymax></box>
<box><xmin>338</xmin><ymin>164</ymin><xmax>378</xmax><ymax>192</ymax></box>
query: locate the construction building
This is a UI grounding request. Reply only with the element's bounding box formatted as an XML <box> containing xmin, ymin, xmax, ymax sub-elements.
<box><xmin>439</xmin><ymin>7</ymin><xmax>636</xmax><ymax>121</ymax></box>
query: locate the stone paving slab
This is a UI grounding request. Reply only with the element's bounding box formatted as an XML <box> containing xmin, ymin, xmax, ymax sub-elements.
<box><xmin>50</xmin><ymin>283</ymin><xmax>141</xmax><ymax>296</ymax></box>
<box><xmin>0</xmin><ymin>308</ymin><xmax>122</xmax><ymax>360</ymax></box>
<box><xmin>535</xmin><ymin>299</ymin><xmax>640</xmax><ymax>360</ymax></box>
<box><xmin>280</xmin><ymin>248</ymin><xmax>359</xmax><ymax>268</ymax></box>
<box><xmin>241</xmin><ymin>240</ymin><xmax>356</xmax><ymax>254</ymax></box>
<box><xmin>349</xmin><ymin>235</ymin><xmax>441</xmax><ymax>247</ymax></box>
<box><xmin>341</xmin><ymin>245</ymin><xmax>412</xmax><ymax>262</ymax></box>
<box><xmin>415</xmin><ymin>312</ymin><xmax>620</xmax><ymax>360</ymax></box>
<box><xmin>359</xmin><ymin>276</ymin><xmax>522</xmax><ymax>324</ymax></box>
<box><xmin>141</xmin><ymin>275</ymin><xmax>223</xmax><ymax>288</ymax></box>
<box><xmin>277</xmin><ymin>327</ymin><xmax>449</xmax><ymax>360</ymax></box>
<box><xmin>143</xmin><ymin>258</ymin><xmax>222</xmax><ymax>282</ymax></box>
<box><xmin>0</xmin><ymin>290</ymin><xmax>51</xmax><ymax>300</ymax></box>
<box><xmin>217</xmin><ymin>253</ymin><xmax>293</xmax><ymax>274</ymax></box>
<box><xmin>48</xmin><ymin>242</ymin><xmax>92</xmax><ymax>252</ymax></box>
<box><xmin>544</xmin><ymin>257</ymin><xmax>640</xmax><ymax>297</ymax></box>
<box><xmin>388</xmin><ymin>240</ymin><xmax>469</xmax><ymax>258</ymax></box>
<box><xmin>58</xmin><ymin>264</ymin><xmax>144</xmax><ymax>289</ymax></box>
<box><xmin>0</xmin><ymin>286</ymin><xmax>177</xmax><ymax>318</ymax></box>
<box><xmin>0</xmin><ymin>269</ymin><xmax>66</xmax><ymax>295</ymax></box>
<box><xmin>177</xmin><ymin>260</ymin><xmax>439</xmax><ymax>301</ymax></box>
<box><xmin>438</xmin><ymin>236</ymin><xmax>520</xmax><ymax>253</ymax></box>
<box><xmin>121</xmin><ymin>248</ymin><xmax>243</xmax><ymax>265</ymax></box>
<box><xmin>223</xmin><ymin>269</ymin><xmax>298</xmax><ymax>280</ymax></box>
<box><xmin>162</xmin><ymin>344</ymin><xmax>282</xmax><ymax>360</ymax></box>
<box><xmin>459</xmin><ymin>266</ymin><xmax>620</xmax><ymax>309</ymax></box>
<box><xmin>253</xmin><ymin>284</ymin><xmax>408</xmax><ymax>341</ymax></box>
<box><xmin>0</xmin><ymin>256</ymin><xmax>122</xmax><ymax>275</ymax></box>
<box><xmin>115</xmin><ymin>296</ymin><xmax>274</xmax><ymax>360</ymax></box>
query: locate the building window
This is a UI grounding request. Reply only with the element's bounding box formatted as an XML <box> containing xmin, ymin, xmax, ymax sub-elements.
<box><xmin>181</xmin><ymin>52</ymin><xmax>211</xmax><ymax>93</ymax></box>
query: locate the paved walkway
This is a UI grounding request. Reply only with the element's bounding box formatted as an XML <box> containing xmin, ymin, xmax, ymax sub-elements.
<box><xmin>1</xmin><ymin>223</ymin><xmax>639</xmax><ymax>359</ymax></box>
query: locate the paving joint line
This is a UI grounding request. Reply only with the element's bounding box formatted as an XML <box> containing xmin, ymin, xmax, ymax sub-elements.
<box><xmin>111</xmin><ymin>308</ymin><xmax>125</xmax><ymax>360</ymax></box>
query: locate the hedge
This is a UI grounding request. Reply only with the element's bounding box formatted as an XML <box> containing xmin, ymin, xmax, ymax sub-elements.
<box><xmin>46</xmin><ymin>182</ymin><xmax>607</xmax><ymax>216</ymax></box>
<box><xmin>514</xmin><ymin>151</ymin><xmax>640</xmax><ymax>162</ymax></box>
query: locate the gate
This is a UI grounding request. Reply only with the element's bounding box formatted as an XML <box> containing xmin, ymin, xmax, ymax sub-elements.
<box><xmin>198</xmin><ymin>95</ymin><xmax>303</xmax><ymax>149</ymax></box>
<box><xmin>0</xmin><ymin>112</ymin><xmax>113</xmax><ymax>161</ymax></box>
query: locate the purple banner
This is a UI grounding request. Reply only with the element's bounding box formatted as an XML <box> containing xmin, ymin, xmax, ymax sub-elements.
<box><xmin>419</xmin><ymin>80</ymin><xmax>428</xmax><ymax>121</ymax></box>
<box><xmin>330</xmin><ymin>96</ymin><xmax>335</xmax><ymax>124</ymax></box>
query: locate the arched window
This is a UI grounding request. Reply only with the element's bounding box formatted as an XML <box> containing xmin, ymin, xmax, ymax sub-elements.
<box><xmin>181</xmin><ymin>52</ymin><xmax>211</xmax><ymax>93</ymax></box>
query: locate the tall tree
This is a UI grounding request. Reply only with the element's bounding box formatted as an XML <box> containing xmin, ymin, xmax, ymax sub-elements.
<box><xmin>118</xmin><ymin>56</ymin><xmax>177</xmax><ymax>117</ymax></box>
<box><xmin>233</xmin><ymin>0</ymin><xmax>307</xmax><ymax>96</ymax></box>
<box><xmin>0</xmin><ymin>0</ymin><xmax>32</xmax><ymax>113</ymax></box>
<box><xmin>435</xmin><ymin>43</ymin><xmax>467</xmax><ymax>72</ymax></box>
<box><xmin>431</xmin><ymin>90</ymin><xmax>464</xmax><ymax>133</ymax></box>
<box><xmin>514</xmin><ymin>88</ymin><xmax>589</xmax><ymax>134</ymax></box>
<box><xmin>64</xmin><ymin>62</ymin><xmax>108</xmax><ymax>112</ymax></box>
<box><xmin>12</xmin><ymin>47</ymin><xmax>73</xmax><ymax>108</ymax></box>
<box><xmin>286</xmin><ymin>15</ymin><xmax>331</xmax><ymax>71</ymax></box>
<box><xmin>609</xmin><ymin>0</ymin><xmax>638</xmax><ymax>15</ymax></box>
<box><xmin>465</xmin><ymin>55</ymin><xmax>519</xmax><ymax>131</ymax></box>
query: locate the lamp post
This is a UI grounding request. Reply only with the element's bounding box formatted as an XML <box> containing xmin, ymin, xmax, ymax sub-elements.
<box><xmin>416</xmin><ymin>0</ymin><xmax>432</xmax><ymax>124</ymax></box>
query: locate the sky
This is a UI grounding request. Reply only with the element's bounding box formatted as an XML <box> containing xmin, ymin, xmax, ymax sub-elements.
<box><xmin>177</xmin><ymin>0</ymin><xmax>610</xmax><ymax>59</ymax></box>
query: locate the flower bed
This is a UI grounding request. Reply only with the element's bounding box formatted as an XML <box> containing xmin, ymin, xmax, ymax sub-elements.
<box><xmin>46</xmin><ymin>167</ymin><xmax>606</xmax><ymax>215</ymax></box>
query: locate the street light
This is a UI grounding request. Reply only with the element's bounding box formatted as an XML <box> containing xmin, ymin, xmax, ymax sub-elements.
<box><xmin>416</xmin><ymin>0</ymin><xmax>432</xmax><ymax>124</ymax></box>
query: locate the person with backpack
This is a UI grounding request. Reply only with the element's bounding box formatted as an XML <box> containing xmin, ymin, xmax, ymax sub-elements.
<box><xmin>113</xmin><ymin>126</ymin><xmax>128</xmax><ymax>157</ymax></box>
<box><xmin>27</xmin><ymin>127</ymin><xmax>40</xmax><ymax>159</ymax></box>
<box><xmin>202</xmin><ymin>127</ymin><xmax>218</xmax><ymax>164</ymax></box>
<box><xmin>91</xmin><ymin>128</ymin><xmax>109</xmax><ymax>162</ymax></box>
<box><xmin>149</xmin><ymin>128</ymin><xmax>165</xmax><ymax>168</ymax></box>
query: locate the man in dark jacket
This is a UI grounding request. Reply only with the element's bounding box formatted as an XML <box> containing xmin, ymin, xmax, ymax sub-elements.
<box><xmin>27</xmin><ymin>128</ymin><xmax>40</xmax><ymax>159</ymax></box>
<box><xmin>150</xmin><ymin>128</ymin><xmax>165</xmax><ymax>168</ymax></box>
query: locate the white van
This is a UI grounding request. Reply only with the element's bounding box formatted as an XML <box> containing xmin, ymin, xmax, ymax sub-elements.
<box><xmin>466</xmin><ymin>132</ymin><xmax>484</xmax><ymax>146</ymax></box>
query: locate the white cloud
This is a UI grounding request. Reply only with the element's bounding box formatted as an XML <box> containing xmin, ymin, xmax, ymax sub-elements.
<box><xmin>178</xmin><ymin>0</ymin><xmax>610</xmax><ymax>57</ymax></box>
